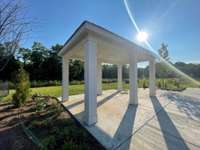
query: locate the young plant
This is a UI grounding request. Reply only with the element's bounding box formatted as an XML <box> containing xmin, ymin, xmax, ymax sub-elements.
<box><xmin>12</xmin><ymin>66</ymin><xmax>30</xmax><ymax>107</ymax></box>
<box><xmin>142</xmin><ymin>79</ymin><xmax>148</xmax><ymax>89</ymax></box>
<box><xmin>32</xmin><ymin>94</ymin><xmax>47</xmax><ymax>113</ymax></box>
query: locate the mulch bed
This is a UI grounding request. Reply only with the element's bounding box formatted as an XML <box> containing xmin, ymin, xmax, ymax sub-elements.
<box><xmin>0</xmin><ymin>97</ymin><xmax>104</xmax><ymax>150</ymax></box>
<box><xmin>0</xmin><ymin>101</ymin><xmax>38</xmax><ymax>150</ymax></box>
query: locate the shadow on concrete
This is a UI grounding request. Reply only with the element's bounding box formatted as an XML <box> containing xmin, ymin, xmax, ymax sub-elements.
<box><xmin>70</xmin><ymin>91</ymin><xmax>136</xmax><ymax>149</ymax></box>
<box><xmin>97</xmin><ymin>90</ymin><xmax>120</xmax><ymax>107</ymax></box>
<box><xmin>166</xmin><ymin>93</ymin><xmax>200</xmax><ymax>121</ymax></box>
<box><xmin>113</xmin><ymin>104</ymin><xmax>137</xmax><ymax>150</ymax></box>
<box><xmin>150</xmin><ymin>96</ymin><xmax>189</xmax><ymax>150</ymax></box>
<box><xmin>66</xmin><ymin>90</ymin><xmax>120</xmax><ymax>110</ymax></box>
<box><xmin>66</xmin><ymin>100</ymin><xmax>84</xmax><ymax>109</ymax></box>
<box><xmin>73</xmin><ymin>104</ymin><xmax>138</xmax><ymax>150</ymax></box>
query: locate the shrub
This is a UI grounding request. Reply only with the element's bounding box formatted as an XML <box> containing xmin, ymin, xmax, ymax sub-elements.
<box><xmin>62</xmin><ymin>142</ymin><xmax>89</xmax><ymax>150</ymax></box>
<box><xmin>30</xmin><ymin>80</ymin><xmax>61</xmax><ymax>87</ymax></box>
<box><xmin>42</xmin><ymin>135</ymin><xmax>56</xmax><ymax>150</ymax></box>
<box><xmin>124</xmin><ymin>79</ymin><xmax>129</xmax><ymax>84</ymax></box>
<box><xmin>8</xmin><ymin>81</ymin><xmax>15</xmax><ymax>89</ymax></box>
<box><xmin>157</xmin><ymin>80</ymin><xmax>162</xmax><ymax>89</ymax></box>
<box><xmin>12</xmin><ymin>66</ymin><xmax>30</xmax><ymax>107</ymax></box>
<box><xmin>102</xmin><ymin>79</ymin><xmax>117</xmax><ymax>83</ymax></box>
<box><xmin>32</xmin><ymin>94</ymin><xmax>47</xmax><ymax>112</ymax></box>
<box><xmin>142</xmin><ymin>80</ymin><xmax>148</xmax><ymax>89</ymax></box>
<box><xmin>70</xmin><ymin>80</ymin><xmax>84</xmax><ymax>85</ymax></box>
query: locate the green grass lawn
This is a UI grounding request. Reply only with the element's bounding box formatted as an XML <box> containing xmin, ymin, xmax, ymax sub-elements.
<box><xmin>2</xmin><ymin>83</ymin><xmax>129</xmax><ymax>102</ymax></box>
<box><xmin>2</xmin><ymin>79</ymin><xmax>198</xmax><ymax>103</ymax></box>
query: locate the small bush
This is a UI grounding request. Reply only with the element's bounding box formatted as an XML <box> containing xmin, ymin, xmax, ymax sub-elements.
<box><xmin>8</xmin><ymin>81</ymin><xmax>15</xmax><ymax>89</ymax></box>
<box><xmin>32</xmin><ymin>94</ymin><xmax>47</xmax><ymax>112</ymax></box>
<box><xmin>42</xmin><ymin>135</ymin><xmax>56</xmax><ymax>150</ymax></box>
<box><xmin>142</xmin><ymin>80</ymin><xmax>148</xmax><ymax>89</ymax></box>
<box><xmin>31</xmin><ymin>80</ymin><xmax>61</xmax><ymax>87</ymax></box>
<box><xmin>12</xmin><ymin>66</ymin><xmax>30</xmax><ymax>107</ymax></box>
<box><xmin>62</xmin><ymin>142</ymin><xmax>89</xmax><ymax>150</ymax></box>
<box><xmin>102</xmin><ymin>79</ymin><xmax>117</xmax><ymax>83</ymax></box>
<box><xmin>124</xmin><ymin>79</ymin><xmax>129</xmax><ymax>84</ymax></box>
<box><xmin>70</xmin><ymin>80</ymin><xmax>84</xmax><ymax>85</ymax></box>
<box><xmin>157</xmin><ymin>80</ymin><xmax>162</xmax><ymax>89</ymax></box>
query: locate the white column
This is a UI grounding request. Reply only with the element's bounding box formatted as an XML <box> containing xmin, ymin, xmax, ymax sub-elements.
<box><xmin>149</xmin><ymin>59</ymin><xmax>156</xmax><ymax>96</ymax></box>
<box><xmin>97</xmin><ymin>60</ymin><xmax>102</xmax><ymax>95</ymax></box>
<box><xmin>84</xmin><ymin>38</ymin><xmax>97</xmax><ymax>126</ymax></box>
<box><xmin>62</xmin><ymin>56</ymin><xmax>69</xmax><ymax>101</ymax></box>
<box><xmin>117</xmin><ymin>64</ymin><xmax>123</xmax><ymax>91</ymax></box>
<box><xmin>129</xmin><ymin>56</ymin><xmax>138</xmax><ymax>105</ymax></box>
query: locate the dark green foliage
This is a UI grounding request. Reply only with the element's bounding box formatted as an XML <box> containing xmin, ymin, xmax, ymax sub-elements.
<box><xmin>31</xmin><ymin>80</ymin><xmax>61</xmax><ymax>87</ymax></box>
<box><xmin>69</xmin><ymin>59</ymin><xmax>84</xmax><ymax>81</ymax></box>
<box><xmin>156</xmin><ymin>78</ymin><xmax>186</xmax><ymax>91</ymax></box>
<box><xmin>12</xmin><ymin>66</ymin><xmax>30</xmax><ymax>107</ymax></box>
<box><xmin>102</xmin><ymin>64</ymin><xmax>117</xmax><ymax>79</ymax></box>
<box><xmin>142</xmin><ymin>80</ymin><xmax>148</xmax><ymax>89</ymax></box>
<box><xmin>32</xmin><ymin>94</ymin><xmax>47</xmax><ymax>112</ymax></box>
<box><xmin>42</xmin><ymin>135</ymin><xmax>56</xmax><ymax>150</ymax></box>
<box><xmin>27</xmin><ymin>98</ymin><xmax>103</xmax><ymax>150</ymax></box>
<box><xmin>1</xmin><ymin>41</ymin><xmax>200</xmax><ymax>85</ymax></box>
<box><xmin>70</xmin><ymin>80</ymin><xmax>84</xmax><ymax>85</ymax></box>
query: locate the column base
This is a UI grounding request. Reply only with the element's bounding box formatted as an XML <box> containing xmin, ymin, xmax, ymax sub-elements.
<box><xmin>97</xmin><ymin>93</ymin><xmax>102</xmax><ymax>96</ymax></box>
<box><xmin>84</xmin><ymin>116</ymin><xmax>97</xmax><ymax>126</ymax></box>
<box><xmin>117</xmin><ymin>88</ymin><xmax>123</xmax><ymax>91</ymax></box>
<box><xmin>129</xmin><ymin>103</ymin><xmax>138</xmax><ymax>106</ymax></box>
<box><xmin>62</xmin><ymin>96</ymin><xmax>69</xmax><ymax>102</ymax></box>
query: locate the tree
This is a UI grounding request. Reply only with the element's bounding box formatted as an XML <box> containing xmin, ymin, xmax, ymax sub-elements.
<box><xmin>17</xmin><ymin>48</ymin><xmax>31</xmax><ymax>65</ymax></box>
<box><xmin>31</xmin><ymin>42</ymin><xmax>49</xmax><ymax>64</ymax></box>
<box><xmin>28</xmin><ymin>42</ymin><xmax>49</xmax><ymax>80</ymax></box>
<box><xmin>0</xmin><ymin>43</ymin><xmax>21</xmax><ymax>81</ymax></box>
<box><xmin>158</xmin><ymin>43</ymin><xmax>169</xmax><ymax>61</ymax></box>
<box><xmin>0</xmin><ymin>0</ymin><xmax>31</xmax><ymax>71</ymax></box>
<box><xmin>69</xmin><ymin>59</ymin><xmax>84</xmax><ymax>81</ymax></box>
<box><xmin>12</xmin><ymin>66</ymin><xmax>30</xmax><ymax>107</ymax></box>
<box><xmin>41</xmin><ymin>44</ymin><xmax>62</xmax><ymax>80</ymax></box>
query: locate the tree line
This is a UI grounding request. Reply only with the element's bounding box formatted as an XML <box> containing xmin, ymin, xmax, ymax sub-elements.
<box><xmin>0</xmin><ymin>41</ymin><xmax>200</xmax><ymax>82</ymax></box>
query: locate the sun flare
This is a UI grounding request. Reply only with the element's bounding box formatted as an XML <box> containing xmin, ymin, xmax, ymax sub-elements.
<box><xmin>137</xmin><ymin>31</ymin><xmax>148</xmax><ymax>42</ymax></box>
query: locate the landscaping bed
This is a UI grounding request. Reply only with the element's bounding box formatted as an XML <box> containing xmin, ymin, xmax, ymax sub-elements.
<box><xmin>0</xmin><ymin>96</ymin><xmax>104</xmax><ymax>150</ymax></box>
<box><xmin>0</xmin><ymin>101</ymin><xmax>38</xmax><ymax>150</ymax></box>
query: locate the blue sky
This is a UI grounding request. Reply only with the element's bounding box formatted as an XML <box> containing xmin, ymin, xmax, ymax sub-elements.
<box><xmin>22</xmin><ymin>0</ymin><xmax>200</xmax><ymax>63</ymax></box>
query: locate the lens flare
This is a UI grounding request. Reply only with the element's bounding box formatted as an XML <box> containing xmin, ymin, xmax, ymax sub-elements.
<box><xmin>123</xmin><ymin>0</ymin><xmax>200</xmax><ymax>86</ymax></box>
<box><xmin>137</xmin><ymin>31</ymin><xmax>148</xmax><ymax>42</ymax></box>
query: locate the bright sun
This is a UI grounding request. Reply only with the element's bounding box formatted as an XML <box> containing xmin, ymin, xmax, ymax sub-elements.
<box><xmin>137</xmin><ymin>31</ymin><xmax>148</xmax><ymax>42</ymax></box>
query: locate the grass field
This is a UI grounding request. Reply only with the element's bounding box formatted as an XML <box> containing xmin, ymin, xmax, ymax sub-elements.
<box><xmin>2</xmin><ymin>78</ymin><xmax>199</xmax><ymax>103</ymax></box>
<box><xmin>1</xmin><ymin>83</ymin><xmax>127</xmax><ymax>102</ymax></box>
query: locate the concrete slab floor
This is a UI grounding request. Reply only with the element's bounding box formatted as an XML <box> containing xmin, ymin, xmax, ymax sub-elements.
<box><xmin>62</xmin><ymin>89</ymin><xmax>200</xmax><ymax>150</ymax></box>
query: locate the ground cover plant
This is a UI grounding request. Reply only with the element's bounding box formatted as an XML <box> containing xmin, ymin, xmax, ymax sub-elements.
<box><xmin>25</xmin><ymin>95</ymin><xmax>104</xmax><ymax>150</ymax></box>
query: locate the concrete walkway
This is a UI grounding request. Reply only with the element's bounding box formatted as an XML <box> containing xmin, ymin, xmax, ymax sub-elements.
<box><xmin>62</xmin><ymin>89</ymin><xmax>200</xmax><ymax>150</ymax></box>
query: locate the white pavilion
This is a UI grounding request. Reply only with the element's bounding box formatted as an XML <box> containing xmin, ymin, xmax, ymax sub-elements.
<box><xmin>58</xmin><ymin>21</ymin><xmax>156</xmax><ymax>126</ymax></box>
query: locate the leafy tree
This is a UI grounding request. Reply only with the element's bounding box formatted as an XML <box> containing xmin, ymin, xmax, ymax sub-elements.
<box><xmin>1</xmin><ymin>41</ymin><xmax>200</xmax><ymax>83</ymax></box>
<box><xmin>51</xmin><ymin>44</ymin><xmax>63</xmax><ymax>54</ymax></box>
<box><xmin>12</xmin><ymin>66</ymin><xmax>30</xmax><ymax>107</ymax></box>
<box><xmin>102</xmin><ymin>64</ymin><xmax>117</xmax><ymax>79</ymax></box>
<box><xmin>0</xmin><ymin>43</ymin><xmax>21</xmax><ymax>80</ymax></box>
<box><xmin>158</xmin><ymin>43</ymin><xmax>169</xmax><ymax>61</ymax></box>
<box><xmin>69</xmin><ymin>60</ymin><xmax>84</xmax><ymax>81</ymax></box>
<box><xmin>30</xmin><ymin>42</ymin><xmax>49</xmax><ymax>65</ymax></box>
<box><xmin>41</xmin><ymin>44</ymin><xmax>63</xmax><ymax>80</ymax></box>
<box><xmin>17</xmin><ymin>48</ymin><xmax>31</xmax><ymax>65</ymax></box>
